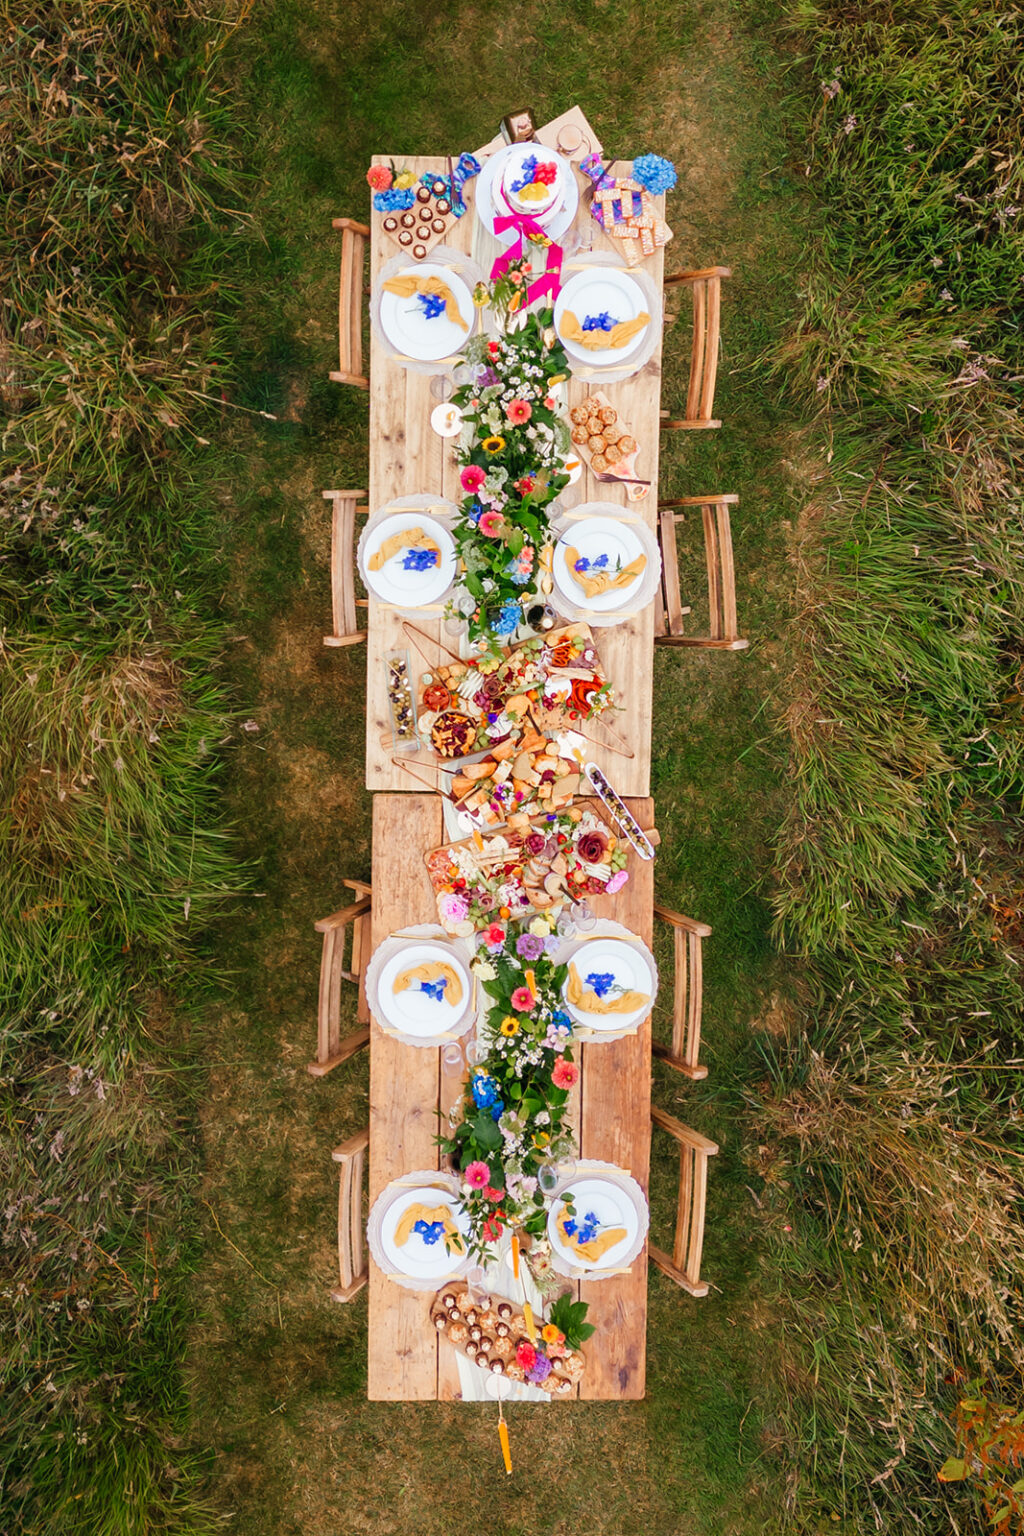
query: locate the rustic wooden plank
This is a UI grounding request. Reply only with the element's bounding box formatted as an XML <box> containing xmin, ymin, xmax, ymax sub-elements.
<box><xmin>367</xmin><ymin>794</ymin><xmax>445</xmax><ymax>1400</ymax></box>
<box><xmin>578</xmin><ymin>796</ymin><xmax>653</xmax><ymax>1400</ymax></box>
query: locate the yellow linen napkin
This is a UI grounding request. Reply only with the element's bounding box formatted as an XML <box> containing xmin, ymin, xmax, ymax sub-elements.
<box><xmin>392</xmin><ymin>961</ymin><xmax>464</xmax><ymax>1007</ymax></box>
<box><xmin>559</xmin><ymin>310</ymin><xmax>650</xmax><ymax>351</ymax></box>
<box><xmin>393</xmin><ymin>1201</ymin><xmax>466</xmax><ymax>1254</ymax></box>
<box><xmin>556</xmin><ymin>1206</ymin><xmax>626</xmax><ymax>1262</ymax></box>
<box><xmin>564</xmin><ymin>546</ymin><xmax>646</xmax><ymax>599</ymax></box>
<box><xmin>369</xmin><ymin>525</ymin><xmax>441</xmax><ymax>571</ymax></box>
<box><xmin>382</xmin><ymin>273</ymin><xmax>469</xmax><ymax>331</ymax></box>
<box><xmin>566</xmin><ymin>960</ymin><xmax>648</xmax><ymax>1015</ymax></box>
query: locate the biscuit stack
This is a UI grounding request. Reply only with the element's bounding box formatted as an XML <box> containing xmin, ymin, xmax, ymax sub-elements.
<box><xmin>570</xmin><ymin>397</ymin><xmax>637</xmax><ymax>476</ymax></box>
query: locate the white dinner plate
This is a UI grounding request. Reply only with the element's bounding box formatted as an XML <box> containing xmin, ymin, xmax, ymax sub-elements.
<box><xmin>561</xmin><ymin>937</ymin><xmax>656</xmax><ymax>1031</ymax></box>
<box><xmin>553</xmin><ymin>516</ymin><xmax>647</xmax><ymax>613</ymax></box>
<box><xmin>547</xmin><ymin>1178</ymin><xmax>639</xmax><ymax>1271</ymax></box>
<box><xmin>378</xmin><ymin>264</ymin><xmax>474</xmax><ymax>361</ymax></box>
<box><xmin>475</xmin><ymin>144</ymin><xmax>579</xmax><ymax>245</ymax></box>
<box><xmin>376</xmin><ymin>942</ymin><xmax>472</xmax><ymax>1038</ymax></box>
<box><xmin>359</xmin><ymin>512</ymin><xmax>456</xmax><ymax>606</ymax></box>
<box><xmin>554</xmin><ymin>267</ymin><xmax>649</xmax><ymax>366</ymax></box>
<box><xmin>380</xmin><ymin>1186</ymin><xmax>471</xmax><ymax>1278</ymax></box>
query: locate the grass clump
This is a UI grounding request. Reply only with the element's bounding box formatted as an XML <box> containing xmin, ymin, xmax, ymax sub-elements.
<box><xmin>1</xmin><ymin>2</ymin><xmax>249</xmax><ymax>1531</ymax></box>
<box><xmin>760</xmin><ymin>2</ymin><xmax>1024</xmax><ymax>1529</ymax></box>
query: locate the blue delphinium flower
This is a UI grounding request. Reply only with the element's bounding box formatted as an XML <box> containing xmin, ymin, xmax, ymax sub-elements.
<box><xmin>413</xmin><ymin>1219</ymin><xmax>447</xmax><ymax>1246</ymax></box>
<box><xmin>509</xmin><ymin>154</ymin><xmax>538</xmax><ymax>193</ymax></box>
<box><xmin>416</xmin><ymin>291</ymin><xmax>447</xmax><ymax>320</ymax></box>
<box><xmin>418</xmin><ymin>976</ymin><xmax>449</xmax><ymax>1002</ymax></box>
<box><xmin>585</xmin><ymin>971</ymin><xmax>617</xmax><ymax>1000</ymax></box>
<box><xmin>401</xmin><ymin>547</ymin><xmax>439</xmax><ymax>571</ymax></box>
<box><xmin>582</xmin><ymin>312</ymin><xmax>616</xmax><ymax>332</ymax></box>
<box><xmin>564</xmin><ymin>1210</ymin><xmax>601</xmax><ymax>1244</ymax></box>
<box><xmin>632</xmin><ymin>153</ymin><xmax>677</xmax><ymax>196</ymax></box>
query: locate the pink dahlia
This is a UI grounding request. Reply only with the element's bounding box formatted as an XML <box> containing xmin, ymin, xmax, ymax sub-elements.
<box><xmin>460</xmin><ymin>465</ymin><xmax>486</xmax><ymax>493</ymax></box>
<box><xmin>479</xmin><ymin>510</ymin><xmax>506</xmax><ymax>538</ymax></box>
<box><xmin>511</xmin><ymin>986</ymin><xmax>535</xmax><ymax>1012</ymax></box>
<box><xmin>505</xmin><ymin>398</ymin><xmax>532</xmax><ymax>425</ymax></box>
<box><xmin>465</xmin><ymin>1161</ymin><xmax>490</xmax><ymax>1189</ymax></box>
<box><xmin>551</xmin><ymin>1057</ymin><xmax>579</xmax><ymax>1090</ymax></box>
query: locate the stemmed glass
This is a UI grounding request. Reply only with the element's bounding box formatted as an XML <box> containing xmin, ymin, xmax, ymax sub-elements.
<box><xmin>429</xmin><ymin>372</ymin><xmax>455</xmax><ymax>402</ymax></box>
<box><xmin>571</xmin><ymin>901</ymin><xmax>597</xmax><ymax>932</ymax></box>
<box><xmin>441</xmin><ymin>1042</ymin><xmax>464</xmax><ymax>1077</ymax></box>
<box><xmin>555</xmin><ymin>908</ymin><xmax>577</xmax><ymax>940</ymax></box>
<box><xmin>464</xmin><ymin>1039</ymin><xmax>488</xmax><ymax>1068</ymax></box>
<box><xmin>443</xmin><ymin>588</ymin><xmax>476</xmax><ymax>638</ymax></box>
<box><xmin>466</xmin><ymin>1264</ymin><xmax>489</xmax><ymax>1310</ymax></box>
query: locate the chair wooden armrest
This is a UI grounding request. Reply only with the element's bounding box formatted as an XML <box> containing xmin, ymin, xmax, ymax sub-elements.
<box><xmin>649</xmin><ymin>1107</ymin><xmax>718</xmax><ymax>1298</ymax></box>
<box><xmin>330</xmin><ymin>1126</ymin><xmax>369</xmax><ymax>1302</ymax></box>
<box><xmin>307</xmin><ymin>885</ymin><xmax>373</xmax><ymax>1076</ymax></box>
<box><xmin>653</xmin><ymin>903</ymin><xmax>712</xmax><ymax>938</ymax></box>
<box><xmin>663</xmin><ymin>265</ymin><xmax>733</xmax><ymax>286</ymax></box>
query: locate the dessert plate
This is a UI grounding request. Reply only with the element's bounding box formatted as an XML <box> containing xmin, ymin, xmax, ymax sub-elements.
<box><xmin>379</xmin><ymin>1186</ymin><xmax>471</xmax><ymax>1279</ymax></box>
<box><xmin>374</xmin><ymin>941</ymin><xmax>473</xmax><ymax>1038</ymax></box>
<box><xmin>553</xmin><ymin>515</ymin><xmax>648</xmax><ymax>613</ymax></box>
<box><xmin>359</xmin><ymin>509</ymin><xmax>456</xmax><ymax>606</ymax></box>
<box><xmin>554</xmin><ymin>267</ymin><xmax>649</xmax><ymax>366</ymax></box>
<box><xmin>378</xmin><ymin>263</ymin><xmax>474</xmax><ymax>361</ymax></box>
<box><xmin>547</xmin><ymin>1178</ymin><xmax>640</xmax><ymax>1272</ymax></box>
<box><xmin>559</xmin><ymin>936</ymin><xmax>656</xmax><ymax>1032</ymax></box>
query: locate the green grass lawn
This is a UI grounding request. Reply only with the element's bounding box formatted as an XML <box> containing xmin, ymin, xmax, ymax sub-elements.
<box><xmin>183</xmin><ymin>2</ymin><xmax>811</xmax><ymax>1532</ymax></box>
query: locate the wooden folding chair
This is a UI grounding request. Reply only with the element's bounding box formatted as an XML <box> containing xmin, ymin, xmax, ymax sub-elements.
<box><xmin>649</xmin><ymin>1106</ymin><xmax>718</xmax><ymax>1298</ymax></box>
<box><xmin>661</xmin><ymin>266</ymin><xmax>731</xmax><ymax>430</ymax></box>
<box><xmin>652</xmin><ymin>904</ymin><xmax>711</xmax><ymax>1080</ymax></box>
<box><xmin>322</xmin><ymin>489</ymin><xmax>368</xmax><ymax>647</ymax></box>
<box><xmin>307</xmin><ymin>879</ymin><xmax>372</xmax><ymax>1077</ymax></box>
<box><xmin>329</xmin><ymin>217</ymin><xmax>370</xmax><ymax>390</ymax></box>
<box><xmin>655</xmin><ymin>494</ymin><xmax>749</xmax><ymax>651</ymax></box>
<box><xmin>331</xmin><ymin>1127</ymin><xmax>369</xmax><ymax>1302</ymax></box>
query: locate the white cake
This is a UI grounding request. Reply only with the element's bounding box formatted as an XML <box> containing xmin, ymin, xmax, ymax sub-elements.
<box><xmin>499</xmin><ymin>144</ymin><xmax>565</xmax><ymax>225</ymax></box>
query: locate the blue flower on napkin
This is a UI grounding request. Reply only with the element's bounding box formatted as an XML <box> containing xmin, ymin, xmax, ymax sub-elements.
<box><xmin>413</xmin><ymin>1219</ymin><xmax>447</xmax><ymax>1246</ymax></box>
<box><xmin>401</xmin><ymin>547</ymin><xmax>440</xmax><ymax>571</ymax></box>
<box><xmin>582</xmin><ymin>312</ymin><xmax>616</xmax><ymax>332</ymax></box>
<box><xmin>418</xmin><ymin>977</ymin><xmax>449</xmax><ymax>1002</ymax></box>
<box><xmin>416</xmin><ymin>291</ymin><xmax>448</xmax><ymax>320</ymax></box>
<box><xmin>585</xmin><ymin>971</ymin><xmax>617</xmax><ymax>1000</ymax></box>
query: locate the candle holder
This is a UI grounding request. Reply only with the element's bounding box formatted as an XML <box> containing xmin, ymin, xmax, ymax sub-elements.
<box><xmin>500</xmin><ymin>108</ymin><xmax>537</xmax><ymax>145</ymax></box>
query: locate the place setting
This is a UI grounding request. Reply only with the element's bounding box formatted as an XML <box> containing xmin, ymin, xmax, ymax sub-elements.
<box><xmin>546</xmin><ymin>1162</ymin><xmax>649</xmax><ymax>1281</ymax></box>
<box><xmin>357</xmin><ymin>495</ymin><xmax>458</xmax><ymax>615</ymax></box>
<box><xmin>554</xmin><ymin>254</ymin><xmax>662</xmax><ymax>385</ymax></box>
<box><xmin>365</xmin><ymin>924</ymin><xmax>476</xmax><ymax>1046</ymax></box>
<box><xmin>551</xmin><ymin>917</ymin><xmax>658</xmax><ymax>1040</ymax></box>
<box><xmin>371</xmin><ymin>246</ymin><xmax>488</xmax><ymax>373</ymax></box>
<box><xmin>367</xmin><ymin>1170</ymin><xmax>473</xmax><ymax>1290</ymax></box>
<box><xmin>549</xmin><ymin>500</ymin><xmax>661</xmax><ymax>627</ymax></box>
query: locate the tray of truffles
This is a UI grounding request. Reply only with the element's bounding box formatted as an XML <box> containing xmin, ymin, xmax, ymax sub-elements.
<box><xmin>569</xmin><ymin>392</ymin><xmax>648</xmax><ymax>501</ymax></box>
<box><xmin>430</xmin><ymin>1286</ymin><xmax>585</xmax><ymax>1396</ymax></box>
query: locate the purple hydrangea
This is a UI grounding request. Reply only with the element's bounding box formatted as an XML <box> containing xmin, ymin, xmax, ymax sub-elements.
<box><xmin>516</xmin><ymin>932</ymin><xmax>545</xmax><ymax>960</ymax></box>
<box><xmin>526</xmin><ymin>1353</ymin><xmax>553</xmax><ymax>1384</ymax></box>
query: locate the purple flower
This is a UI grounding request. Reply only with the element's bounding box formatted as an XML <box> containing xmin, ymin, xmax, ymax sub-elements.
<box><xmin>476</xmin><ymin>366</ymin><xmax>499</xmax><ymax>386</ymax></box>
<box><xmin>516</xmin><ymin>932</ymin><xmax>545</xmax><ymax>960</ymax></box>
<box><xmin>526</xmin><ymin>1354</ymin><xmax>553</xmax><ymax>1384</ymax></box>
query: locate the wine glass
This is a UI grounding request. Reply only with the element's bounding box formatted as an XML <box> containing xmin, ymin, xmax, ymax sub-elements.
<box><xmin>429</xmin><ymin>372</ymin><xmax>454</xmax><ymax>402</ymax></box>
<box><xmin>464</xmin><ymin>1039</ymin><xmax>488</xmax><ymax>1068</ymax></box>
<box><xmin>441</xmin><ymin>1042</ymin><xmax>464</xmax><ymax>1076</ymax></box>
<box><xmin>555</xmin><ymin>909</ymin><xmax>577</xmax><ymax>940</ymax></box>
<box><xmin>571</xmin><ymin>901</ymin><xmax>597</xmax><ymax>932</ymax></box>
<box><xmin>537</xmin><ymin>1162</ymin><xmax>560</xmax><ymax>1195</ymax></box>
<box><xmin>451</xmin><ymin>362</ymin><xmax>474</xmax><ymax>389</ymax></box>
<box><xmin>466</xmin><ymin>1264</ymin><xmax>489</xmax><ymax>1309</ymax></box>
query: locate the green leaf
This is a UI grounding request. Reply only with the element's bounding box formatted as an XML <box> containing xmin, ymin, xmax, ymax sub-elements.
<box><xmin>937</xmin><ymin>1457</ymin><xmax>966</xmax><ymax>1483</ymax></box>
<box><xmin>472</xmin><ymin>1111</ymin><xmax>502</xmax><ymax>1150</ymax></box>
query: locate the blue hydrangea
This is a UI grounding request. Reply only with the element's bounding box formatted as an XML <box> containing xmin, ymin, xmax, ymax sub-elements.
<box><xmin>505</xmin><ymin>557</ymin><xmax>531</xmax><ymax>586</ymax></box>
<box><xmin>552</xmin><ymin>1009</ymin><xmax>573</xmax><ymax>1033</ymax></box>
<box><xmin>471</xmin><ymin>1072</ymin><xmax>502</xmax><ymax>1109</ymax></box>
<box><xmin>373</xmin><ymin>187</ymin><xmax>416</xmax><ymax>212</ymax></box>
<box><xmin>632</xmin><ymin>153</ymin><xmax>677</xmax><ymax>196</ymax></box>
<box><xmin>492</xmin><ymin>599</ymin><xmax>522</xmax><ymax>637</ymax></box>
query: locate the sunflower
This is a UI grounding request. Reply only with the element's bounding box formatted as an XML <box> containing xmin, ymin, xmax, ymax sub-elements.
<box><xmin>499</xmin><ymin>1015</ymin><xmax>520</xmax><ymax>1037</ymax></box>
<box><xmin>481</xmin><ymin>435</ymin><xmax>506</xmax><ymax>454</ymax></box>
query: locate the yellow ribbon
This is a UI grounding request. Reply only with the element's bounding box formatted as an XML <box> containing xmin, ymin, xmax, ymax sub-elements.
<box><xmin>559</xmin><ymin>310</ymin><xmax>650</xmax><ymax>350</ymax></box>
<box><xmin>393</xmin><ymin>1201</ymin><xmax>466</xmax><ymax>1254</ymax></box>
<box><xmin>566</xmin><ymin>961</ymin><xmax>648</xmax><ymax>1015</ymax></box>
<box><xmin>556</xmin><ymin>1205</ymin><xmax>626</xmax><ymax>1262</ymax></box>
<box><xmin>369</xmin><ymin>525</ymin><xmax>441</xmax><ymax>572</ymax></box>
<box><xmin>392</xmin><ymin>961</ymin><xmax>463</xmax><ymax>1007</ymax></box>
<box><xmin>564</xmin><ymin>546</ymin><xmax>646</xmax><ymax>599</ymax></box>
<box><xmin>381</xmin><ymin>273</ymin><xmax>468</xmax><ymax>331</ymax></box>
